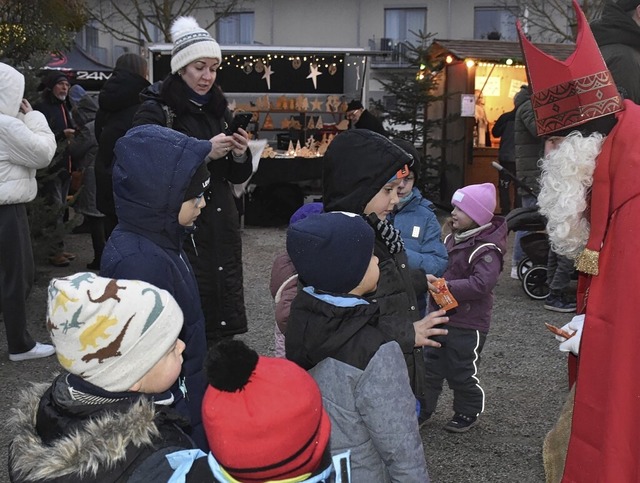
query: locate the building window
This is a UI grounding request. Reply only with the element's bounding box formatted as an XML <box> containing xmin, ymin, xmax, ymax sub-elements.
<box><xmin>76</xmin><ymin>20</ymin><xmax>98</xmax><ymax>51</ymax></box>
<box><xmin>384</xmin><ymin>8</ymin><xmax>427</xmax><ymax>48</ymax></box>
<box><xmin>474</xmin><ymin>7</ymin><xmax>517</xmax><ymax>41</ymax></box>
<box><xmin>217</xmin><ymin>12</ymin><xmax>254</xmax><ymax>44</ymax></box>
<box><xmin>76</xmin><ymin>20</ymin><xmax>107</xmax><ymax>64</ymax></box>
<box><xmin>142</xmin><ymin>17</ymin><xmax>163</xmax><ymax>43</ymax></box>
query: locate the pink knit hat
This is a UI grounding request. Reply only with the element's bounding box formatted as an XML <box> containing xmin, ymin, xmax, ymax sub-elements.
<box><xmin>451</xmin><ymin>183</ymin><xmax>496</xmax><ymax>225</ymax></box>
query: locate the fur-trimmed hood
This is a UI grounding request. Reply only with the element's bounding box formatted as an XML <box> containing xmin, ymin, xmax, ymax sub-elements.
<box><xmin>8</xmin><ymin>379</ymin><xmax>185</xmax><ymax>482</ymax></box>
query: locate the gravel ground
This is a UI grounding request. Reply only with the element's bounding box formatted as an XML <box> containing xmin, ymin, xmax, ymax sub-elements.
<box><xmin>0</xmin><ymin>222</ymin><xmax>573</xmax><ymax>483</ymax></box>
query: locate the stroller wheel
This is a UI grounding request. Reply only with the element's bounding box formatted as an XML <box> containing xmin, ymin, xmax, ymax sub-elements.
<box><xmin>517</xmin><ymin>257</ymin><xmax>533</xmax><ymax>281</ymax></box>
<box><xmin>522</xmin><ymin>265</ymin><xmax>549</xmax><ymax>300</ymax></box>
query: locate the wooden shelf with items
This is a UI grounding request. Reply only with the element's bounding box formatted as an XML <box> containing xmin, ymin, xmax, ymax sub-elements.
<box><xmin>251</xmin><ymin>110</ymin><xmax>346</xmax><ymax>133</ymax></box>
<box><xmin>233</xmin><ymin>94</ymin><xmax>349</xmax><ymax>139</ymax></box>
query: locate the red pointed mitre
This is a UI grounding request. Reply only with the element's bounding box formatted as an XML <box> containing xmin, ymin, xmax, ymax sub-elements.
<box><xmin>517</xmin><ymin>0</ymin><xmax>623</xmax><ymax>136</ymax></box>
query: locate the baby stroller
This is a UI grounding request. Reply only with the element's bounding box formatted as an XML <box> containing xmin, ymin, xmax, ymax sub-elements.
<box><xmin>493</xmin><ymin>162</ymin><xmax>550</xmax><ymax>300</ymax></box>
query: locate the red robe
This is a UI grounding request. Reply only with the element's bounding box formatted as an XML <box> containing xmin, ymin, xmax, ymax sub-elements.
<box><xmin>563</xmin><ymin>100</ymin><xmax>640</xmax><ymax>482</ymax></box>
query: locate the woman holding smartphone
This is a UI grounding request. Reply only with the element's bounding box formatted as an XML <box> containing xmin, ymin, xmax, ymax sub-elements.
<box><xmin>134</xmin><ymin>16</ymin><xmax>252</xmax><ymax>345</ymax></box>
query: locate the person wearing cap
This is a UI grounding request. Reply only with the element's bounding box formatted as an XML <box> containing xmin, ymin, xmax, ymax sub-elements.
<box><xmin>285</xmin><ymin>211</ymin><xmax>430</xmax><ymax>481</ymax></box>
<box><xmin>591</xmin><ymin>0</ymin><xmax>640</xmax><ymax>104</ymax></box>
<box><xmin>8</xmin><ymin>272</ymin><xmax>196</xmax><ymax>482</ymax></box>
<box><xmin>34</xmin><ymin>71</ymin><xmax>77</xmax><ymax>267</ymax></box>
<box><xmin>345</xmin><ymin>99</ymin><xmax>388</xmax><ymax>136</ymax></box>
<box><xmin>100</xmin><ymin>124</ymin><xmax>213</xmax><ymax>450</ymax></box>
<box><xmin>322</xmin><ymin>129</ymin><xmax>449</xmax><ymax>406</ymax></box>
<box><xmin>134</xmin><ymin>16</ymin><xmax>252</xmax><ymax>345</ymax></box>
<box><xmin>517</xmin><ymin>2</ymin><xmax>640</xmax><ymax>480</ymax></box>
<box><xmin>0</xmin><ymin>62</ymin><xmax>56</xmax><ymax>362</ymax></box>
<box><xmin>95</xmin><ymin>52</ymin><xmax>150</xmax><ymax>239</ymax></box>
<box><xmin>491</xmin><ymin>86</ymin><xmax>530</xmax><ymax>215</ymax></box>
<box><xmin>166</xmin><ymin>339</ymin><xmax>348</xmax><ymax>481</ymax></box>
<box><xmin>67</xmin><ymin>85</ymin><xmax>105</xmax><ymax>271</ymax></box>
<box><xmin>511</xmin><ymin>85</ymin><xmax>544</xmax><ymax>280</ymax></box>
<box><xmin>389</xmin><ymin>139</ymin><xmax>448</xmax><ymax>310</ymax></box>
<box><xmin>269</xmin><ymin>202</ymin><xmax>324</xmax><ymax>358</ymax></box>
<box><xmin>423</xmin><ymin>183</ymin><xmax>507</xmax><ymax>433</ymax></box>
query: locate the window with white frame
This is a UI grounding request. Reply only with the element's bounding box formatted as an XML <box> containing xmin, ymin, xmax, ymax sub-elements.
<box><xmin>474</xmin><ymin>7</ymin><xmax>517</xmax><ymax>41</ymax></box>
<box><xmin>384</xmin><ymin>8</ymin><xmax>427</xmax><ymax>49</ymax></box>
<box><xmin>217</xmin><ymin>12</ymin><xmax>254</xmax><ymax>44</ymax></box>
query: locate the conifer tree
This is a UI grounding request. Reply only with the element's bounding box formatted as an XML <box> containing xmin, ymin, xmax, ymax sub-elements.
<box><xmin>373</xmin><ymin>31</ymin><xmax>459</xmax><ymax>203</ymax></box>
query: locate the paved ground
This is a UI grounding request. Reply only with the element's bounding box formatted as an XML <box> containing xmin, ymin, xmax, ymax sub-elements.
<box><xmin>0</xmin><ymin>220</ymin><xmax>574</xmax><ymax>482</ymax></box>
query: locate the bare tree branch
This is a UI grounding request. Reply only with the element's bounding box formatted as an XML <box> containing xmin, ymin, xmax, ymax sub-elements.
<box><xmin>85</xmin><ymin>0</ymin><xmax>248</xmax><ymax>46</ymax></box>
<box><xmin>495</xmin><ymin>0</ymin><xmax>606</xmax><ymax>42</ymax></box>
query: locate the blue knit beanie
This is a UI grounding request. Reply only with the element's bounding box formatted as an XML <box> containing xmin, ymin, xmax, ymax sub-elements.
<box><xmin>287</xmin><ymin>212</ymin><xmax>374</xmax><ymax>294</ymax></box>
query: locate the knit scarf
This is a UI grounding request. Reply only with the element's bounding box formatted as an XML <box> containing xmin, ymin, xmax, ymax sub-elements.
<box><xmin>366</xmin><ymin>213</ymin><xmax>405</xmax><ymax>254</ymax></box>
<box><xmin>453</xmin><ymin>222</ymin><xmax>491</xmax><ymax>244</ymax></box>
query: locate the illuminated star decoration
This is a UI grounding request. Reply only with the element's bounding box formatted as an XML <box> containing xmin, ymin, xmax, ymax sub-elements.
<box><xmin>262</xmin><ymin>64</ymin><xmax>274</xmax><ymax>90</ymax></box>
<box><xmin>307</xmin><ymin>63</ymin><xmax>322</xmax><ymax>90</ymax></box>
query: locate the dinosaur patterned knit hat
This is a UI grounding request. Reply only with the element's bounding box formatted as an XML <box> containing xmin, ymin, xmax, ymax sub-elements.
<box><xmin>46</xmin><ymin>272</ymin><xmax>183</xmax><ymax>393</ymax></box>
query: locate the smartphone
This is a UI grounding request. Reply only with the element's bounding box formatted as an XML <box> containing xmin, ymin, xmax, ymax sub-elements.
<box><xmin>226</xmin><ymin>112</ymin><xmax>253</xmax><ymax>134</ymax></box>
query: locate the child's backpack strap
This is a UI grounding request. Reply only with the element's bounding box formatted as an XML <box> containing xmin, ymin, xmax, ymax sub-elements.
<box><xmin>274</xmin><ymin>274</ymin><xmax>298</xmax><ymax>304</ymax></box>
<box><xmin>468</xmin><ymin>242</ymin><xmax>502</xmax><ymax>264</ymax></box>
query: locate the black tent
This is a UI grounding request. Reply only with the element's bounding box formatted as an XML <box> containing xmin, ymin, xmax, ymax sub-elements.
<box><xmin>40</xmin><ymin>44</ymin><xmax>113</xmax><ymax>91</ymax></box>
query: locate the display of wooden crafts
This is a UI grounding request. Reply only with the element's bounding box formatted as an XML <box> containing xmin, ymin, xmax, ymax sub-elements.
<box><xmin>262</xmin><ymin>113</ymin><xmax>274</xmax><ymax>129</ymax></box>
<box><xmin>296</xmin><ymin>95</ymin><xmax>308</xmax><ymax>111</ymax></box>
<box><xmin>255</xmin><ymin>95</ymin><xmax>271</xmax><ymax>110</ymax></box>
<box><xmin>287</xmin><ymin>140</ymin><xmax>296</xmax><ymax>156</ymax></box>
<box><xmin>276</xmin><ymin>95</ymin><xmax>289</xmax><ymax>110</ymax></box>
<box><xmin>307</xmin><ymin>116</ymin><xmax>315</xmax><ymax>129</ymax></box>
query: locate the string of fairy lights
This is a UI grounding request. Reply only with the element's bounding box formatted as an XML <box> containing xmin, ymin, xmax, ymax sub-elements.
<box><xmin>219</xmin><ymin>54</ymin><xmax>366</xmax><ymax>72</ymax></box>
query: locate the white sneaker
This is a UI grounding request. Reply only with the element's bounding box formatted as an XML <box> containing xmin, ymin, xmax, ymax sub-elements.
<box><xmin>510</xmin><ymin>266</ymin><xmax>519</xmax><ymax>280</ymax></box>
<box><xmin>9</xmin><ymin>342</ymin><xmax>56</xmax><ymax>362</ymax></box>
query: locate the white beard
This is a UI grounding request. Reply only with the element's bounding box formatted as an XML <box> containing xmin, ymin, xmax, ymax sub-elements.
<box><xmin>537</xmin><ymin>131</ymin><xmax>604</xmax><ymax>260</ymax></box>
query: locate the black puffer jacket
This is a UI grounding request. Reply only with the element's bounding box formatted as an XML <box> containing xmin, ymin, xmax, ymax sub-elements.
<box><xmin>322</xmin><ymin>129</ymin><xmax>427</xmax><ymax>397</ymax></box>
<box><xmin>514</xmin><ymin>95</ymin><xmax>543</xmax><ymax>195</ymax></box>
<box><xmin>492</xmin><ymin>88</ymin><xmax>528</xmax><ymax>164</ymax></box>
<box><xmin>8</xmin><ymin>375</ymin><xmax>194</xmax><ymax>483</ymax></box>
<box><xmin>94</xmin><ymin>68</ymin><xmax>150</xmax><ymax>218</ymax></box>
<box><xmin>133</xmin><ymin>76</ymin><xmax>252</xmax><ymax>341</ymax></box>
<box><xmin>592</xmin><ymin>2</ymin><xmax>640</xmax><ymax>104</ymax></box>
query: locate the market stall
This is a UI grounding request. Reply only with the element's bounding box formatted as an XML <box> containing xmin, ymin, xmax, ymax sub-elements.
<box><xmin>145</xmin><ymin>44</ymin><xmax>387</xmax><ymax>225</ymax></box>
<box><xmin>40</xmin><ymin>44</ymin><xmax>112</xmax><ymax>91</ymax></box>
<box><xmin>427</xmin><ymin>39</ymin><xmax>575</xmax><ymax>210</ymax></box>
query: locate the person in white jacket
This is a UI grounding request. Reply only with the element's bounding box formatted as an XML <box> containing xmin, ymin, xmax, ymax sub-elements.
<box><xmin>0</xmin><ymin>62</ymin><xmax>57</xmax><ymax>361</ymax></box>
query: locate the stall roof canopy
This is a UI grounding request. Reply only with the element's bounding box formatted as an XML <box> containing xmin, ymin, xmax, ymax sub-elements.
<box><xmin>429</xmin><ymin>39</ymin><xmax>576</xmax><ymax>64</ymax></box>
<box><xmin>41</xmin><ymin>44</ymin><xmax>113</xmax><ymax>91</ymax></box>
<box><xmin>44</xmin><ymin>44</ymin><xmax>112</xmax><ymax>72</ymax></box>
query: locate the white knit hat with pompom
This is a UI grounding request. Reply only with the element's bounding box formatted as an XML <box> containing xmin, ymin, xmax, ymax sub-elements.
<box><xmin>170</xmin><ymin>16</ymin><xmax>221</xmax><ymax>74</ymax></box>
